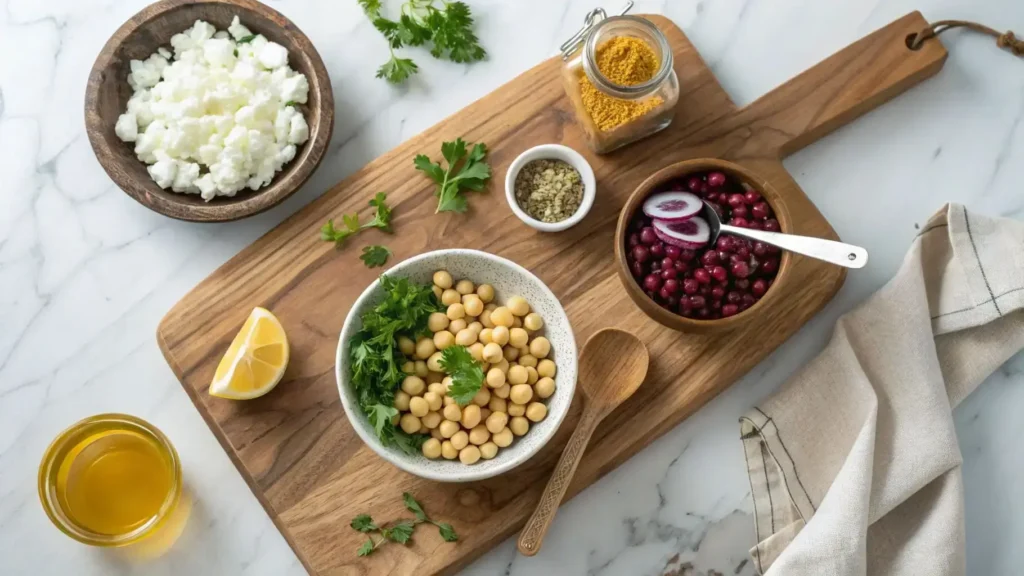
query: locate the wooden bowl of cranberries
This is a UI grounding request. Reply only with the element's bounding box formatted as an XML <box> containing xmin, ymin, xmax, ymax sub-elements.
<box><xmin>614</xmin><ymin>159</ymin><xmax>792</xmax><ymax>333</ymax></box>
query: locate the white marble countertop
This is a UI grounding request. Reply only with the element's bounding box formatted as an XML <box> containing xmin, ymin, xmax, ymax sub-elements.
<box><xmin>2</xmin><ymin>0</ymin><xmax>1024</xmax><ymax>574</ymax></box>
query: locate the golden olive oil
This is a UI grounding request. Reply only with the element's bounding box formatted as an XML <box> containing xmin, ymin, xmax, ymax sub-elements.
<box><xmin>39</xmin><ymin>414</ymin><xmax>190</xmax><ymax>557</ymax></box>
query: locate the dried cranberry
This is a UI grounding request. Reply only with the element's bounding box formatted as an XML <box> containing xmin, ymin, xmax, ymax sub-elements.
<box><xmin>726</xmin><ymin>291</ymin><xmax>742</xmax><ymax>304</ymax></box>
<box><xmin>644</xmin><ymin>274</ymin><xmax>663</xmax><ymax>292</ymax></box>
<box><xmin>722</xmin><ymin>304</ymin><xmax>739</xmax><ymax>317</ymax></box>
<box><xmin>682</xmin><ymin>278</ymin><xmax>700</xmax><ymax>295</ymax></box>
<box><xmin>727</xmin><ymin>194</ymin><xmax>746</xmax><ymax>208</ymax></box>
<box><xmin>689</xmin><ymin>295</ymin><xmax>706</xmax><ymax>308</ymax></box>
<box><xmin>761</xmin><ymin>258</ymin><xmax>780</xmax><ymax>275</ymax></box>
<box><xmin>735</xmin><ymin>245</ymin><xmax>751</xmax><ymax>259</ymax></box>
<box><xmin>631</xmin><ymin>260</ymin><xmax>644</xmax><ymax>278</ymax></box>
<box><xmin>710</xmin><ymin>265</ymin><xmax>728</xmax><ymax>283</ymax></box>
<box><xmin>628</xmin><ymin>233</ymin><xmax>640</xmax><ymax>247</ymax></box>
<box><xmin>694</xmin><ymin>268</ymin><xmax>711</xmax><ymax>284</ymax></box>
<box><xmin>687</xmin><ymin>176</ymin><xmax>703</xmax><ymax>192</ymax></box>
<box><xmin>752</xmin><ymin>279</ymin><xmax>768</xmax><ymax>297</ymax></box>
<box><xmin>665</xmin><ymin>245</ymin><xmax>681</xmax><ymax>260</ymax></box>
<box><xmin>663</xmin><ymin>278</ymin><xmax>680</xmax><ymax>294</ymax></box>
<box><xmin>707</xmin><ymin>171</ymin><xmax>727</xmax><ymax>188</ymax></box>
<box><xmin>660</xmin><ymin>268</ymin><xmax>678</xmax><ymax>280</ymax></box>
<box><xmin>716</xmin><ymin>235</ymin><xmax>734</xmax><ymax>252</ymax></box>
<box><xmin>753</xmin><ymin>241</ymin><xmax>769</xmax><ymax>257</ymax></box>
<box><xmin>659</xmin><ymin>286</ymin><xmax>673</xmax><ymax>300</ymax></box>
<box><xmin>731</xmin><ymin>261</ymin><xmax>751</xmax><ymax>279</ymax></box>
<box><xmin>734</xmin><ymin>278</ymin><xmax>751</xmax><ymax>290</ymax></box>
<box><xmin>701</xmin><ymin>251</ymin><xmax>720</xmax><ymax>266</ymax></box>
<box><xmin>752</xmin><ymin>202</ymin><xmax>771</xmax><ymax>220</ymax></box>
<box><xmin>650</xmin><ymin>243</ymin><xmax>665</xmax><ymax>257</ymax></box>
<box><xmin>680</xmin><ymin>249</ymin><xmax>697</xmax><ymax>262</ymax></box>
<box><xmin>632</xmin><ymin>245</ymin><xmax>650</xmax><ymax>263</ymax></box>
<box><xmin>763</xmin><ymin>219</ymin><xmax>781</xmax><ymax>232</ymax></box>
<box><xmin>732</xmin><ymin>205</ymin><xmax>749</xmax><ymax>219</ymax></box>
<box><xmin>674</xmin><ymin>260</ymin><xmax>689</xmax><ymax>273</ymax></box>
<box><xmin>741</xmin><ymin>293</ymin><xmax>757</xmax><ymax>309</ymax></box>
<box><xmin>711</xmin><ymin>286</ymin><xmax>726</xmax><ymax>301</ymax></box>
<box><xmin>640</xmin><ymin>227</ymin><xmax>659</xmax><ymax>244</ymax></box>
<box><xmin>730</xmin><ymin>217</ymin><xmax>749</xmax><ymax>228</ymax></box>
<box><xmin>744</xmin><ymin>190</ymin><xmax>761</xmax><ymax>204</ymax></box>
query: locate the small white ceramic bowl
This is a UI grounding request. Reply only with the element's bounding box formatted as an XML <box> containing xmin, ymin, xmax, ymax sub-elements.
<box><xmin>505</xmin><ymin>144</ymin><xmax>596</xmax><ymax>232</ymax></box>
<box><xmin>336</xmin><ymin>249</ymin><xmax>578</xmax><ymax>482</ymax></box>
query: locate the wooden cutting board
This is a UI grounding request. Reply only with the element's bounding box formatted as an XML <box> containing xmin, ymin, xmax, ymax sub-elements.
<box><xmin>157</xmin><ymin>13</ymin><xmax>946</xmax><ymax>575</ymax></box>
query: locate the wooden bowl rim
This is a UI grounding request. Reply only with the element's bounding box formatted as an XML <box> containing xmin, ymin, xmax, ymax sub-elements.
<box><xmin>84</xmin><ymin>0</ymin><xmax>334</xmax><ymax>222</ymax></box>
<box><xmin>614</xmin><ymin>158</ymin><xmax>794</xmax><ymax>334</ymax></box>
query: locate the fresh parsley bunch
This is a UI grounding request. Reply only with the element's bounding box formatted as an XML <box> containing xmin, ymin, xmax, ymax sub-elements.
<box><xmin>359</xmin><ymin>0</ymin><xmax>487</xmax><ymax>84</ymax></box>
<box><xmin>414</xmin><ymin>137</ymin><xmax>491</xmax><ymax>213</ymax></box>
<box><xmin>349</xmin><ymin>275</ymin><xmax>441</xmax><ymax>454</ymax></box>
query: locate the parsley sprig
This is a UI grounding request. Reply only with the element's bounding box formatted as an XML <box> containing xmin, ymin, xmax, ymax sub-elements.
<box><xmin>352</xmin><ymin>493</ymin><xmax>458</xmax><ymax>557</ymax></box>
<box><xmin>321</xmin><ymin>192</ymin><xmax>393</xmax><ymax>245</ymax></box>
<box><xmin>360</xmin><ymin>245</ymin><xmax>392</xmax><ymax>268</ymax></box>
<box><xmin>439</xmin><ymin>346</ymin><xmax>484</xmax><ymax>405</ymax></box>
<box><xmin>359</xmin><ymin>0</ymin><xmax>486</xmax><ymax>84</ymax></box>
<box><xmin>414</xmin><ymin>138</ymin><xmax>491</xmax><ymax>213</ymax></box>
<box><xmin>349</xmin><ymin>276</ymin><xmax>441</xmax><ymax>453</ymax></box>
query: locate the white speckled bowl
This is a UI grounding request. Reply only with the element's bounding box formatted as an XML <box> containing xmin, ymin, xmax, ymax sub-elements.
<box><xmin>336</xmin><ymin>249</ymin><xmax>578</xmax><ymax>482</ymax></box>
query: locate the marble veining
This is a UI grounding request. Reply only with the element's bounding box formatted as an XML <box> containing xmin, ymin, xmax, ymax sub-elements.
<box><xmin>2</xmin><ymin>0</ymin><xmax>1023</xmax><ymax>575</ymax></box>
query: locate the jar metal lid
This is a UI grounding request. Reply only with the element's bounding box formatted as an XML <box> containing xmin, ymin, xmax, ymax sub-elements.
<box><xmin>559</xmin><ymin>0</ymin><xmax>635</xmax><ymax>60</ymax></box>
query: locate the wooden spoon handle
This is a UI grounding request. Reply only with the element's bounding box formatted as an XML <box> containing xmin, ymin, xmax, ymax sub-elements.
<box><xmin>517</xmin><ymin>408</ymin><xmax>601</xmax><ymax>556</ymax></box>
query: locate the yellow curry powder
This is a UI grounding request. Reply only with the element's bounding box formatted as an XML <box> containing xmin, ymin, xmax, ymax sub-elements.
<box><xmin>579</xmin><ymin>36</ymin><xmax>664</xmax><ymax>132</ymax></box>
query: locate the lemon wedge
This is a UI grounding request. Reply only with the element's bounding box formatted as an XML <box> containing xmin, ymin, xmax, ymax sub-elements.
<box><xmin>210</xmin><ymin>307</ymin><xmax>290</xmax><ymax>400</ymax></box>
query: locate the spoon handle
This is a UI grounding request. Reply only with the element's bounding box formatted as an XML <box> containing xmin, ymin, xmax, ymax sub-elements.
<box><xmin>719</xmin><ymin>224</ymin><xmax>868</xmax><ymax>269</ymax></box>
<box><xmin>517</xmin><ymin>408</ymin><xmax>602</xmax><ymax>556</ymax></box>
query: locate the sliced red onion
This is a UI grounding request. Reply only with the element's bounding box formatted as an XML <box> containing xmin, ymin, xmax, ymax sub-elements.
<box><xmin>652</xmin><ymin>216</ymin><xmax>710</xmax><ymax>249</ymax></box>
<box><xmin>642</xmin><ymin>192</ymin><xmax>702</xmax><ymax>222</ymax></box>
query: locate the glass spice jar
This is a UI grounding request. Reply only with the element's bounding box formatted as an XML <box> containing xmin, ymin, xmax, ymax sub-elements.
<box><xmin>561</xmin><ymin>9</ymin><xmax>679</xmax><ymax>154</ymax></box>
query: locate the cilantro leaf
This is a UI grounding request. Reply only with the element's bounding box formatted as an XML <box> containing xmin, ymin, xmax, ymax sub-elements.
<box><xmin>358</xmin><ymin>0</ymin><xmax>383</xmax><ymax>17</ymax></box>
<box><xmin>351</xmin><ymin>514</ymin><xmax>377</xmax><ymax>533</ymax></box>
<box><xmin>383</xmin><ymin>520</ymin><xmax>415</xmax><ymax>544</ymax></box>
<box><xmin>321</xmin><ymin>193</ymin><xmax>394</xmax><ymax>247</ymax></box>
<box><xmin>403</xmin><ymin>492</ymin><xmax>427</xmax><ymax>521</ymax></box>
<box><xmin>414</xmin><ymin>138</ymin><xmax>491</xmax><ymax>213</ymax></box>
<box><xmin>436</xmin><ymin>522</ymin><xmax>458</xmax><ymax>542</ymax></box>
<box><xmin>366</xmin><ymin>192</ymin><xmax>393</xmax><ymax>231</ymax></box>
<box><xmin>357</xmin><ymin>539</ymin><xmax>375</xmax><ymax>556</ymax></box>
<box><xmin>376</xmin><ymin>54</ymin><xmax>419</xmax><ymax>84</ymax></box>
<box><xmin>360</xmin><ymin>245</ymin><xmax>392</xmax><ymax>268</ymax></box>
<box><xmin>439</xmin><ymin>346</ymin><xmax>484</xmax><ymax>405</ymax></box>
<box><xmin>425</xmin><ymin>2</ymin><xmax>486</xmax><ymax>63</ymax></box>
<box><xmin>398</xmin><ymin>14</ymin><xmax>432</xmax><ymax>46</ymax></box>
<box><xmin>236</xmin><ymin>34</ymin><xmax>257</xmax><ymax>44</ymax></box>
<box><xmin>367</xmin><ymin>403</ymin><xmax>398</xmax><ymax>436</ymax></box>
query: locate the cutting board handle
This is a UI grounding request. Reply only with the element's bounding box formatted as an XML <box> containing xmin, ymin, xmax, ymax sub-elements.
<box><xmin>735</xmin><ymin>11</ymin><xmax>948</xmax><ymax>158</ymax></box>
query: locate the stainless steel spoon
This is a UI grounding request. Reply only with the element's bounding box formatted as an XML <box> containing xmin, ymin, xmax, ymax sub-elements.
<box><xmin>701</xmin><ymin>201</ymin><xmax>868</xmax><ymax>269</ymax></box>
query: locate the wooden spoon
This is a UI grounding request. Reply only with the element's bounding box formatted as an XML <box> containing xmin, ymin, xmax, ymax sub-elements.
<box><xmin>517</xmin><ymin>328</ymin><xmax>649</xmax><ymax>556</ymax></box>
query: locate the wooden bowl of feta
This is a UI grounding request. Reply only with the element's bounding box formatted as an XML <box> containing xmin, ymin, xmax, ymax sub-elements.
<box><xmin>85</xmin><ymin>0</ymin><xmax>334</xmax><ymax>222</ymax></box>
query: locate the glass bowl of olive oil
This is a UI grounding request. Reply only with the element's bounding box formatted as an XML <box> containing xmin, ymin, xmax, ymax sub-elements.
<box><xmin>38</xmin><ymin>414</ymin><xmax>190</xmax><ymax>557</ymax></box>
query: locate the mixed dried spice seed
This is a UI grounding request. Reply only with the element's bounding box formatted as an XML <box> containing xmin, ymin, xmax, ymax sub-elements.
<box><xmin>513</xmin><ymin>159</ymin><xmax>584</xmax><ymax>223</ymax></box>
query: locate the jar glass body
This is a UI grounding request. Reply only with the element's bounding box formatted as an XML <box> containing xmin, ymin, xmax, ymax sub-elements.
<box><xmin>561</xmin><ymin>16</ymin><xmax>679</xmax><ymax>154</ymax></box>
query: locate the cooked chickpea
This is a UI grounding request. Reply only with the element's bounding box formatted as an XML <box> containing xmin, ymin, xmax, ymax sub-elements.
<box><xmin>491</xmin><ymin>326</ymin><xmax>510</xmax><ymax>346</ymax></box>
<box><xmin>396</xmin><ymin>335</ymin><xmax>415</xmax><ymax>356</ymax></box>
<box><xmin>426</xmin><ymin>371</ymin><xmax>444</xmax><ymax>385</ymax></box>
<box><xmin>414</xmin><ymin>360</ymin><xmax>429</xmax><ymax>378</ymax></box>
<box><xmin>509</xmin><ymin>416</ymin><xmax>530</xmax><ymax>436</ymax></box>
<box><xmin>503</xmin><ymin>346</ymin><xmax>520</xmax><ymax>362</ymax></box>
<box><xmin>518</xmin><ymin>347</ymin><xmax>530</xmax><ymax>358</ymax></box>
<box><xmin>479</xmin><ymin>328</ymin><xmax>493</xmax><ymax>345</ymax></box>
<box><xmin>534</xmin><ymin>378</ymin><xmax>556</xmax><ymax>401</ymax></box>
<box><xmin>409</xmin><ymin>396</ymin><xmax>429</xmax><ymax>417</ymax></box>
<box><xmin>459</xmin><ymin>445</ymin><xmax>481</xmax><ymax>465</ymax></box>
<box><xmin>432</xmin><ymin>270</ymin><xmax>453</xmax><ymax>288</ymax></box>
<box><xmin>400</xmin><ymin>414</ymin><xmax>421</xmax><ymax>434</ymax></box>
<box><xmin>402</xmin><ymin>360</ymin><xmax>415</xmax><ymax>374</ymax></box>
<box><xmin>526</xmin><ymin>402</ymin><xmax>548</xmax><ymax>422</ymax></box>
<box><xmin>468</xmin><ymin>321</ymin><xmax>483</xmax><ymax>333</ymax></box>
<box><xmin>441</xmin><ymin>440</ymin><xmax>458</xmax><ymax>459</ymax></box>
<box><xmin>431</xmin><ymin>427</ymin><xmax>444</xmax><ymax>440</ymax></box>
<box><xmin>439</xmin><ymin>419</ymin><xmax>460</xmax><ymax>439</ymax></box>
<box><xmin>421</xmin><ymin>411</ymin><xmax>442</xmax><ymax>429</ymax></box>
<box><xmin>443</xmin><ymin>403</ymin><xmax>462</xmax><ymax>421</ymax></box>
<box><xmin>401</xmin><ymin>376</ymin><xmax>425</xmax><ymax>396</ymax></box>
<box><xmin>450</xmin><ymin>430</ymin><xmax>469</xmax><ymax>451</ymax></box>
<box><xmin>529</xmin><ymin>337</ymin><xmax>551</xmax><ymax>359</ymax></box>
<box><xmin>424</xmin><ymin>391</ymin><xmax>443</xmax><ymax>412</ymax></box>
<box><xmin>392</xmin><ymin>413</ymin><xmax>401</xmax><ymax>426</ymax></box>
<box><xmin>449</xmin><ymin>319</ymin><xmax>468</xmax><ymax>334</ymax></box>
<box><xmin>508</xmin><ymin>328</ymin><xmax>529</xmax><ymax>348</ymax></box>
<box><xmin>510</xmin><ymin>383</ymin><xmax>533</xmax><ymax>404</ymax></box>
<box><xmin>480</xmin><ymin>442</ymin><xmax>499</xmax><ymax>460</ymax></box>
<box><xmin>394</xmin><ymin>391</ymin><xmax>411</xmax><ymax>411</ymax></box>
<box><xmin>512</xmin><ymin>317</ymin><xmax>523</xmax><ymax>329</ymax></box>
<box><xmin>433</xmin><ymin>330</ymin><xmax>455</xmax><ymax>351</ymax></box>
<box><xmin>490</xmin><ymin>306</ymin><xmax>514</xmax><ymax>327</ymax></box>
<box><xmin>446</xmin><ymin>303</ymin><xmax>466</xmax><ymax>321</ymax></box>
<box><xmin>428</xmin><ymin>382</ymin><xmax>446</xmax><ymax>396</ymax></box>
<box><xmin>492</xmin><ymin>427</ymin><xmax>513</xmax><ymax>447</ymax></box>
<box><xmin>455</xmin><ymin>328</ymin><xmax>478</xmax><ymax>347</ymax></box>
<box><xmin>472</xmin><ymin>387</ymin><xmax>491</xmax><ymax>407</ymax></box>
<box><xmin>524</xmin><ymin>312</ymin><xmax>544</xmax><ymax>331</ymax></box>
<box><xmin>537</xmin><ymin>359</ymin><xmax>556</xmax><ymax>378</ymax></box>
<box><xmin>508</xmin><ymin>403</ymin><xmax>525</xmax><ymax>417</ymax></box>
<box><xmin>489</xmin><ymin>396</ymin><xmax>507</xmax><ymax>413</ymax></box>
<box><xmin>483</xmin><ymin>343</ymin><xmax>503</xmax><ymax>363</ymax></box>
<box><xmin>484</xmin><ymin>302</ymin><xmax>497</xmax><ymax>311</ymax></box>
<box><xmin>485</xmin><ymin>411</ymin><xmax>509</xmax><ymax>434</ymax></box>
<box><xmin>505</xmin><ymin>296</ymin><xmax>528</xmax><ymax>316</ymax></box>
<box><xmin>422</xmin><ymin>438</ymin><xmax>442</xmax><ymax>459</ymax></box>
<box><xmin>518</xmin><ymin>354</ymin><xmax>537</xmax><ymax>368</ymax></box>
<box><xmin>480</xmin><ymin>309</ymin><xmax>494</xmax><ymax>328</ymax></box>
<box><xmin>455</xmin><ymin>279</ymin><xmax>475</xmax><ymax>295</ymax></box>
<box><xmin>463</xmin><ymin>295</ymin><xmax>484</xmax><ymax>317</ymax></box>
<box><xmin>443</xmin><ymin>395</ymin><xmax>456</xmax><ymax>406</ymax></box>
<box><xmin>476</xmin><ymin>284</ymin><xmax>495</xmax><ymax>303</ymax></box>
<box><xmin>427</xmin><ymin>351</ymin><xmax>445</xmax><ymax>372</ymax></box>
<box><xmin>441</xmin><ymin>289</ymin><xmax>461</xmax><ymax>306</ymax></box>
<box><xmin>415</xmin><ymin>338</ymin><xmax>436</xmax><ymax>360</ymax></box>
<box><xmin>427</xmin><ymin>312</ymin><xmax>449</xmax><ymax>333</ymax></box>
<box><xmin>462</xmin><ymin>404</ymin><xmax>482</xmax><ymax>429</ymax></box>
<box><xmin>526</xmin><ymin>366</ymin><xmax>539</xmax><ymax>384</ymax></box>
<box><xmin>469</xmin><ymin>425</ymin><xmax>490</xmax><ymax>446</ymax></box>
<box><xmin>467</xmin><ymin>343</ymin><xmax>485</xmax><ymax>363</ymax></box>
<box><xmin>479</xmin><ymin>408</ymin><xmax>491</xmax><ymax>421</ymax></box>
<box><xmin>507</xmin><ymin>365</ymin><xmax>529</xmax><ymax>385</ymax></box>
<box><xmin>432</xmin><ymin>285</ymin><xmax>443</xmax><ymax>300</ymax></box>
<box><xmin>494</xmin><ymin>359</ymin><xmax>510</xmax><ymax>374</ymax></box>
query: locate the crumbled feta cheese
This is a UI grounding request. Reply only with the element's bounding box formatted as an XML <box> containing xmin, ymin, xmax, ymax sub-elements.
<box><xmin>114</xmin><ymin>16</ymin><xmax>311</xmax><ymax>200</ymax></box>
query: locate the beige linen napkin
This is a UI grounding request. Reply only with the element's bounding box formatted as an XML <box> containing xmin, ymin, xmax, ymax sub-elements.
<box><xmin>740</xmin><ymin>203</ymin><xmax>1024</xmax><ymax>575</ymax></box>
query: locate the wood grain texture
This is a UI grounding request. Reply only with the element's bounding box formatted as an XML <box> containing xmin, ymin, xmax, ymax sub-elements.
<box><xmin>157</xmin><ymin>13</ymin><xmax>946</xmax><ymax>575</ymax></box>
<box><xmin>85</xmin><ymin>0</ymin><xmax>334</xmax><ymax>222</ymax></box>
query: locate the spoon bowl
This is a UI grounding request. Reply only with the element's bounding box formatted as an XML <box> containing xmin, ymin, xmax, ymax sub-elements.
<box><xmin>518</xmin><ymin>328</ymin><xmax>648</xmax><ymax>556</ymax></box>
